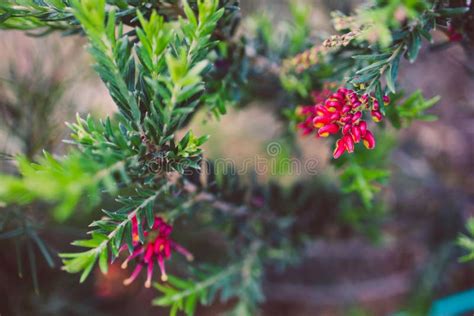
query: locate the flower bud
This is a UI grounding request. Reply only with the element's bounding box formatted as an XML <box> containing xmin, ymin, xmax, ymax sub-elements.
<box><xmin>313</xmin><ymin>116</ymin><xmax>329</xmax><ymax>128</ymax></box>
<box><xmin>362</xmin><ymin>130</ymin><xmax>376</xmax><ymax>149</ymax></box>
<box><xmin>343</xmin><ymin>134</ymin><xmax>354</xmax><ymax>153</ymax></box>
<box><xmin>352</xmin><ymin>111</ymin><xmax>362</xmax><ymax>123</ymax></box>
<box><xmin>352</xmin><ymin>101</ymin><xmax>362</xmax><ymax>109</ymax></box>
<box><xmin>358</xmin><ymin>121</ymin><xmax>367</xmax><ymax>136</ymax></box>
<box><xmin>315</xmin><ymin>105</ymin><xmax>329</xmax><ymax>116</ymax></box>
<box><xmin>342</xmin><ymin>123</ymin><xmax>352</xmax><ymax>135</ymax></box>
<box><xmin>333</xmin><ymin>139</ymin><xmax>346</xmax><ymax>159</ymax></box>
<box><xmin>318</xmin><ymin>123</ymin><xmax>339</xmax><ymax>137</ymax></box>
<box><xmin>342</xmin><ymin>105</ymin><xmax>351</xmax><ymax>114</ymax></box>
<box><xmin>351</xmin><ymin>125</ymin><xmax>361</xmax><ymax>143</ymax></box>
<box><xmin>342</xmin><ymin>113</ymin><xmax>354</xmax><ymax>123</ymax></box>
<box><xmin>329</xmin><ymin>112</ymin><xmax>341</xmax><ymax>121</ymax></box>
<box><xmin>371</xmin><ymin>110</ymin><xmax>383</xmax><ymax>122</ymax></box>
<box><xmin>372</xmin><ymin>100</ymin><xmax>380</xmax><ymax>111</ymax></box>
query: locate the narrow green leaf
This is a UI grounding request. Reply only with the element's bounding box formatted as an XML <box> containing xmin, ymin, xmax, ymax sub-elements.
<box><xmin>79</xmin><ymin>255</ymin><xmax>96</xmax><ymax>283</ymax></box>
<box><xmin>26</xmin><ymin>240</ymin><xmax>39</xmax><ymax>293</ymax></box>
<box><xmin>375</xmin><ymin>82</ymin><xmax>385</xmax><ymax>115</ymax></box>
<box><xmin>30</xmin><ymin>231</ymin><xmax>55</xmax><ymax>268</ymax></box>
<box><xmin>0</xmin><ymin>228</ymin><xmax>24</xmax><ymax>239</ymax></box>
<box><xmin>407</xmin><ymin>32</ymin><xmax>421</xmax><ymax>63</ymax></box>
<box><xmin>185</xmin><ymin>293</ymin><xmax>198</xmax><ymax>316</ymax></box>
<box><xmin>437</xmin><ymin>7</ymin><xmax>469</xmax><ymax>16</ymax></box>
<box><xmin>137</xmin><ymin>213</ymin><xmax>145</xmax><ymax>243</ymax></box>
<box><xmin>352</xmin><ymin>53</ymin><xmax>391</xmax><ymax>60</ymax></box>
<box><xmin>124</xmin><ymin>220</ymin><xmax>134</xmax><ymax>254</ymax></box>
<box><xmin>99</xmin><ymin>248</ymin><xmax>109</xmax><ymax>274</ymax></box>
<box><xmin>15</xmin><ymin>240</ymin><xmax>24</xmax><ymax>278</ymax></box>
<box><xmin>356</xmin><ymin>60</ymin><xmax>387</xmax><ymax>75</ymax></box>
<box><xmin>183</xmin><ymin>0</ymin><xmax>198</xmax><ymax>27</ymax></box>
<box><xmin>114</xmin><ymin>224</ymin><xmax>125</xmax><ymax>250</ymax></box>
<box><xmin>385</xmin><ymin>65</ymin><xmax>396</xmax><ymax>94</ymax></box>
<box><xmin>146</xmin><ymin>203</ymin><xmax>154</xmax><ymax>229</ymax></box>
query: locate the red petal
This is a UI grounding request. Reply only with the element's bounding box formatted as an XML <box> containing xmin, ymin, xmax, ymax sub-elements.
<box><xmin>343</xmin><ymin>135</ymin><xmax>354</xmax><ymax>153</ymax></box>
<box><xmin>371</xmin><ymin>110</ymin><xmax>383</xmax><ymax>122</ymax></box>
<box><xmin>342</xmin><ymin>123</ymin><xmax>352</xmax><ymax>135</ymax></box>
<box><xmin>352</xmin><ymin>111</ymin><xmax>362</xmax><ymax>122</ymax></box>
<box><xmin>352</xmin><ymin>125</ymin><xmax>361</xmax><ymax>143</ymax></box>
<box><xmin>333</xmin><ymin>139</ymin><xmax>346</xmax><ymax>159</ymax></box>
<box><xmin>358</xmin><ymin>121</ymin><xmax>367</xmax><ymax>136</ymax></box>
<box><xmin>318</xmin><ymin>124</ymin><xmax>339</xmax><ymax>137</ymax></box>
<box><xmin>362</xmin><ymin>130</ymin><xmax>376</xmax><ymax>149</ymax></box>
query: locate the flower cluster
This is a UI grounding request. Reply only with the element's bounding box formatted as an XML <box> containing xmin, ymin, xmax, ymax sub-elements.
<box><xmin>120</xmin><ymin>216</ymin><xmax>193</xmax><ymax>288</ymax></box>
<box><xmin>297</xmin><ymin>87</ymin><xmax>389</xmax><ymax>159</ymax></box>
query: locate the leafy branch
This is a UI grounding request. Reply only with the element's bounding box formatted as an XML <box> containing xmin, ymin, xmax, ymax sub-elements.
<box><xmin>60</xmin><ymin>183</ymin><xmax>171</xmax><ymax>282</ymax></box>
<box><xmin>348</xmin><ymin>2</ymin><xmax>469</xmax><ymax>100</ymax></box>
<box><xmin>153</xmin><ymin>264</ymin><xmax>241</xmax><ymax>316</ymax></box>
<box><xmin>153</xmin><ymin>242</ymin><xmax>263</xmax><ymax>316</ymax></box>
<box><xmin>0</xmin><ymin>151</ymin><xmax>131</xmax><ymax>221</ymax></box>
<box><xmin>54</xmin><ymin>0</ymin><xmax>228</xmax><ymax>285</ymax></box>
<box><xmin>386</xmin><ymin>90</ymin><xmax>440</xmax><ymax>128</ymax></box>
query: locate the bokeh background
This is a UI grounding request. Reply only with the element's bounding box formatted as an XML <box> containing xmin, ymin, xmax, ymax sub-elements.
<box><xmin>0</xmin><ymin>0</ymin><xmax>473</xmax><ymax>315</ymax></box>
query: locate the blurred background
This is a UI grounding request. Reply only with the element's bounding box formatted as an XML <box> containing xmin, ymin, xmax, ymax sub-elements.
<box><xmin>0</xmin><ymin>0</ymin><xmax>473</xmax><ymax>315</ymax></box>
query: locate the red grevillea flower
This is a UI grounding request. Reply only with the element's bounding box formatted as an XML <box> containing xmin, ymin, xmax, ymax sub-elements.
<box><xmin>120</xmin><ymin>216</ymin><xmax>193</xmax><ymax>288</ymax></box>
<box><xmin>297</xmin><ymin>87</ymin><xmax>389</xmax><ymax>159</ymax></box>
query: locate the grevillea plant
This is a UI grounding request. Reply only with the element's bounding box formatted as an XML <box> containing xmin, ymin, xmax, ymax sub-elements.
<box><xmin>0</xmin><ymin>0</ymin><xmax>473</xmax><ymax>315</ymax></box>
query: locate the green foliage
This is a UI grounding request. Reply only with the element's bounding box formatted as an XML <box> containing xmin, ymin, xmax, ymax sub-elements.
<box><xmin>71</xmin><ymin>0</ymin><xmax>222</xmax><ymax>145</ymax></box>
<box><xmin>0</xmin><ymin>0</ymin><xmax>232</xmax><ymax>35</ymax></box>
<box><xmin>60</xmin><ymin>181</ymin><xmax>174</xmax><ymax>283</ymax></box>
<box><xmin>458</xmin><ymin>218</ymin><xmax>474</xmax><ymax>262</ymax></box>
<box><xmin>154</xmin><ymin>243</ymin><xmax>263</xmax><ymax>316</ymax></box>
<box><xmin>340</xmin><ymin>162</ymin><xmax>390</xmax><ymax>209</ymax></box>
<box><xmin>0</xmin><ymin>209</ymin><xmax>56</xmax><ymax>292</ymax></box>
<box><xmin>0</xmin><ymin>151</ymin><xmax>129</xmax><ymax>221</ymax></box>
<box><xmin>71</xmin><ymin>0</ymin><xmax>141</xmax><ymax>127</ymax></box>
<box><xmin>386</xmin><ymin>90</ymin><xmax>439</xmax><ymax>128</ymax></box>
<box><xmin>328</xmin><ymin>128</ymin><xmax>394</xmax><ymax>209</ymax></box>
<box><xmin>153</xmin><ymin>265</ymin><xmax>241</xmax><ymax>316</ymax></box>
<box><xmin>329</xmin><ymin>1</ymin><xmax>466</xmax><ymax>99</ymax></box>
<box><xmin>60</xmin><ymin>232</ymin><xmax>109</xmax><ymax>283</ymax></box>
<box><xmin>247</xmin><ymin>1</ymin><xmax>313</xmax><ymax>61</ymax></box>
<box><xmin>357</xmin><ymin>0</ymin><xmax>430</xmax><ymax>47</ymax></box>
<box><xmin>349</xmin><ymin>21</ymin><xmax>433</xmax><ymax>97</ymax></box>
<box><xmin>0</xmin><ymin>0</ymin><xmax>467</xmax><ymax>314</ymax></box>
<box><xmin>287</xmin><ymin>1</ymin><xmax>312</xmax><ymax>56</ymax></box>
<box><xmin>57</xmin><ymin>0</ymin><xmax>227</xmax><ymax>283</ymax></box>
<box><xmin>332</xmin><ymin>132</ymin><xmax>396</xmax><ymax>238</ymax></box>
<box><xmin>0</xmin><ymin>55</ymin><xmax>73</xmax><ymax>157</ymax></box>
<box><xmin>0</xmin><ymin>0</ymin><xmax>74</xmax><ymax>34</ymax></box>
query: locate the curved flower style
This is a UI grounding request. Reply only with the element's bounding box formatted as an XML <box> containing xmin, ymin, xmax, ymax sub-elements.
<box><xmin>120</xmin><ymin>216</ymin><xmax>193</xmax><ymax>288</ymax></box>
<box><xmin>297</xmin><ymin>87</ymin><xmax>389</xmax><ymax>159</ymax></box>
